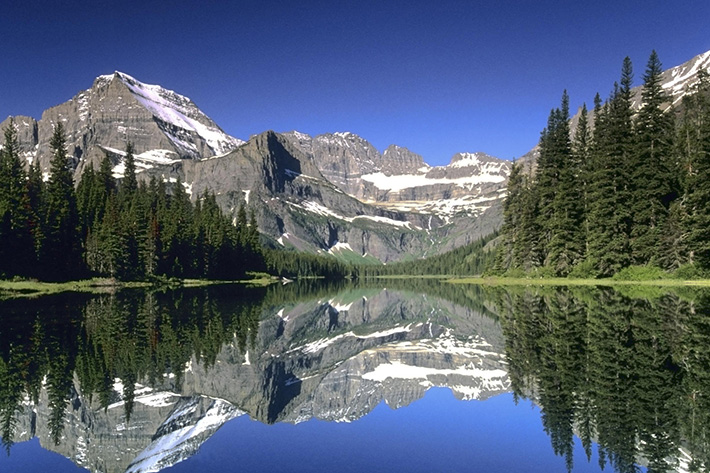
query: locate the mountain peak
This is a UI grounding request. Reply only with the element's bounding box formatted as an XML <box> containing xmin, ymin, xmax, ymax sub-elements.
<box><xmin>449</xmin><ymin>152</ymin><xmax>498</xmax><ymax>167</ymax></box>
<box><xmin>91</xmin><ymin>70</ymin><xmax>244</xmax><ymax>157</ymax></box>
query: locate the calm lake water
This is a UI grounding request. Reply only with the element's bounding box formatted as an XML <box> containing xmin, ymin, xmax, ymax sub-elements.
<box><xmin>1</xmin><ymin>280</ymin><xmax>707</xmax><ymax>472</ymax></box>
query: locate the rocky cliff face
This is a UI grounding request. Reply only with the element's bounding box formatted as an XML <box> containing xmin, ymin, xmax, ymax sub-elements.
<box><xmin>281</xmin><ymin>131</ymin><xmax>510</xmax><ymax>223</ymax></box>
<box><xmin>0</xmin><ymin>72</ymin><xmax>243</xmax><ymax>180</ymax></box>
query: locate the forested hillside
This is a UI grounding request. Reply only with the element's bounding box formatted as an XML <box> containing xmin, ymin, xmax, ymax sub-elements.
<box><xmin>492</xmin><ymin>51</ymin><xmax>710</xmax><ymax>278</ymax></box>
<box><xmin>0</xmin><ymin>122</ymin><xmax>268</xmax><ymax>280</ymax></box>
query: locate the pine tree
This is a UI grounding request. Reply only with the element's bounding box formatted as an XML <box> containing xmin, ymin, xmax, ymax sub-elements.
<box><xmin>586</xmin><ymin>58</ymin><xmax>635</xmax><ymax>276</ymax></box>
<box><xmin>492</xmin><ymin>161</ymin><xmax>524</xmax><ymax>273</ymax></box>
<box><xmin>630</xmin><ymin>50</ymin><xmax>677</xmax><ymax>266</ymax></box>
<box><xmin>26</xmin><ymin>160</ymin><xmax>44</xmax><ymax>266</ymax></box>
<box><xmin>42</xmin><ymin>122</ymin><xmax>83</xmax><ymax>280</ymax></box>
<box><xmin>514</xmin><ymin>169</ymin><xmax>543</xmax><ymax>270</ymax></box>
<box><xmin>0</xmin><ymin>119</ymin><xmax>34</xmax><ymax>276</ymax></box>
<box><xmin>542</xmin><ymin>91</ymin><xmax>586</xmax><ymax>275</ymax></box>
<box><xmin>572</xmin><ymin>103</ymin><xmax>592</xmax><ymax>258</ymax></box>
<box><xmin>680</xmin><ymin>69</ymin><xmax>710</xmax><ymax>269</ymax></box>
<box><xmin>120</xmin><ymin>142</ymin><xmax>138</xmax><ymax>200</ymax></box>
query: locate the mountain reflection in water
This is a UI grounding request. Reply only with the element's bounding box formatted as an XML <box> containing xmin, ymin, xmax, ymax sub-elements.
<box><xmin>1</xmin><ymin>282</ymin><xmax>709</xmax><ymax>472</ymax></box>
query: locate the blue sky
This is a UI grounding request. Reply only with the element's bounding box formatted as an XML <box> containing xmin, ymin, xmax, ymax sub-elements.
<box><xmin>1</xmin><ymin>0</ymin><xmax>709</xmax><ymax>166</ymax></box>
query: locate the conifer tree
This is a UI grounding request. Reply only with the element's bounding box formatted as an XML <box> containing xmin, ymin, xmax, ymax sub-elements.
<box><xmin>120</xmin><ymin>142</ymin><xmax>138</xmax><ymax>200</ymax></box>
<box><xmin>630</xmin><ymin>50</ymin><xmax>677</xmax><ymax>266</ymax></box>
<box><xmin>492</xmin><ymin>161</ymin><xmax>524</xmax><ymax>273</ymax></box>
<box><xmin>0</xmin><ymin>119</ymin><xmax>34</xmax><ymax>276</ymax></box>
<box><xmin>514</xmin><ymin>170</ymin><xmax>543</xmax><ymax>270</ymax></box>
<box><xmin>586</xmin><ymin>58</ymin><xmax>635</xmax><ymax>276</ymax></box>
<box><xmin>42</xmin><ymin>123</ymin><xmax>82</xmax><ymax>280</ymax></box>
<box><xmin>680</xmin><ymin>69</ymin><xmax>710</xmax><ymax>269</ymax></box>
<box><xmin>572</xmin><ymin>103</ymin><xmax>591</xmax><ymax>256</ymax></box>
<box><xmin>543</xmin><ymin>91</ymin><xmax>586</xmax><ymax>274</ymax></box>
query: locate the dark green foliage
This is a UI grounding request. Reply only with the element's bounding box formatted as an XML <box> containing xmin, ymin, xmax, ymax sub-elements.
<box><xmin>41</xmin><ymin>123</ymin><xmax>83</xmax><ymax>280</ymax></box>
<box><xmin>680</xmin><ymin>69</ymin><xmax>710</xmax><ymax>268</ymax></box>
<box><xmin>492</xmin><ymin>286</ymin><xmax>706</xmax><ymax>472</ymax></box>
<box><xmin>0</xmin><ymin>286</ymin><xmax>266</xmax><ymax>449</ymax></box>
<box><xmin>630</xmin><ymin>51</ymin><xmax>677</xmax><ymax>266</ymax></box>
<box><xmin>265</xmin><ymin>248</ymin><xmax>354</xmax><ymax>279</ymax></box>
<box><xmin>359</xmin><ymin>231</ymin><xmax>498</xmax><ymax>277</ymax></box>
<box><xmin>587</xmin><ymin>59</ymin><xmax>635</xmax><ymax>276</ymax></box>
<box><xmin>497</xmin><ymin>51</ymin><xmax>708</xmax><ymax>277</ymax></box>
<box><xmin>0</xmin><ymin>119</ymin><xmax>35</xmax><ymax>277</ymax></box>
<box><xmin>0</xmin><ymin>128</ymin><xmax>294</xmax><ymax>280</ymax></box>
<box><xmin>120</xmin><ymin>142</ymin><xmax>138</xmax><ymax>200</ymax></box>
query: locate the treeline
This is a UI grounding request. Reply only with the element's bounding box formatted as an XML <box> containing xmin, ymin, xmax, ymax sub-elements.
<box><xmin>356</xmin><ymin>232</ymin><xmax>497</xmax><ymax>277</ymax></box>
<box><xmin>0</xmin><ymin>121</ymin><xmax>300</xmax><ymax>281</ymax></box>
<box><xmin>264</xmin><ymin>248</ymin><xmax>358</xmax><ymax>279</ymax></box>
<box><xmin>492</xmin><ymin>51</ymin><xmax>710</xmax><ymax>278</ymax></box>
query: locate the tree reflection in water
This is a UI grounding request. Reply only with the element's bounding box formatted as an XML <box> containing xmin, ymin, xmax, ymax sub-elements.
<box><xmin>490</xmin><ymin>285</ymin><xmax>710</xmax><ymax>472</ymax></box>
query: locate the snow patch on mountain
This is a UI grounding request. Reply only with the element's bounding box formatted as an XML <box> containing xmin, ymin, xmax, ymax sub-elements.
<box><xmin>361</xmin><ymin>361</ymin><xmax>506</xmax><ymax>388</ymax></box>
<box><xmin>662</xmin><ymin>50</ymin><xmax>710</xmax><ymax>102</ymax></box>
<box><xmin>100</xmin><ymin>72</ymin><xmax>244</xmax><ymax>156</ymax></box>
<box><xmin>361</xmin><ymin>170</ymin><xmax>505</xmax><ymax>192</ymax></box>
<box><xmin>352</xmin><ymin>215</ymin><xmax>419</xmax><ymax>229</ymax></box>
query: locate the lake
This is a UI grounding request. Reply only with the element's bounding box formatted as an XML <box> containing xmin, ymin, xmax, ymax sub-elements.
<box><xmin>1</xmin><ymin>280</ymin><xmax>706</xmax><ymax>472</ymax></box>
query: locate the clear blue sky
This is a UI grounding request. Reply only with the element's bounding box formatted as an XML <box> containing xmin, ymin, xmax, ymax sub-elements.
<box><xmin>1</xmin><ymin>0</ymin><xmax>709</xmax><ymax>166</ymax></box>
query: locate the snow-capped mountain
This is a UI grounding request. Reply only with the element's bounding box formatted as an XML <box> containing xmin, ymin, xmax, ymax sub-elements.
<box><xmin>282</xmin><ymin>131</ymin><xmax>510</xmax><ymax>222</ymax></box>
<box><xmin>0</xmin><ymin>71</ymin><xmax>244</xmax><ymax>180</ymax></box>
<box><xmin>2</xmin><ymin>48</ymin><xmax>709</xmax><ymax>262</ymax></box>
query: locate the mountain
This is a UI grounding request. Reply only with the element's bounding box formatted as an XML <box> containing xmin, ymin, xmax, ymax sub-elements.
<box><xmin>281</xmin><ymin>131</ymin><xmax>510</xmax><ymax>222</ymax></box>
<box><xmin>1</xmin><ymin>72</ymin><xmax>509</xmax><ymax>262</ymax></box>
<box><xmin>0</xmin><ymin>71</ymin><xmax>243</xmax><ymax>180</ymax></box>
<box><xmin>3</xmin><ymin>48</ymin><xmax>709</xmax><ymax>263</ymax></box>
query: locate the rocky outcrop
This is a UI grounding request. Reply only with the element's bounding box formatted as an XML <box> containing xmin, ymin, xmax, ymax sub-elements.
<box><xmin>2</xmin><ymin>72</ymin><xmax>243</xmax><ymax>179</ymax></box>
<box><xmin>144</xmin><ymin>130</ymin><xmax>452</xmax><ymax>262</ymax></box>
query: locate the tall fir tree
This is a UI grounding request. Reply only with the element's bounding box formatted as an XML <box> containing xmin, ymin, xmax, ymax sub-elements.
<box><xmin>542</xmin><ymin>91</ymin><xmax>586</xmax><ymax>274</ymax></box>
<box><xmin>586</xmin><ymin>58</ymin><xmax>635</xmax><ymax>276</ymax></box>
<box><xmin>0</xmin><ymin>119</ymin><xmax>35</xmax><ymax>276</ymax></box>
<box><xmin>42</xmin><ymin>122</ymin><xmax>83</xmax><ymax>280</ymax></box>
<box><xmin>630</xmin><ymin>50</ymin><xmax>677</xmax><ymax>266</ymax></box>
<box><xmin>492</xmin><ymin>160</ymin><xmax>524</xmax><ymax>273</ymax></box>
<box><xmin>572</xmin><ymin>103</ymin><xmax>592</xmax><ymax>257</ymax></box>
<box><xmin>120</xmin><ymin>142</ymin><xmax>138</xmax><ymax>200</ymax></box>
<box><xmin>680</xmin><ymin>69</ymin><xmax>710</xmax><ymax>269</ymax></box>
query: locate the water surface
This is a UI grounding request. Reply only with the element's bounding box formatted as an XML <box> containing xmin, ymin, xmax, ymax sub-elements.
<box><xmin>1</xmin><ymin>281</ymin><xmax>706</xmax><ymax>472</ymax></box>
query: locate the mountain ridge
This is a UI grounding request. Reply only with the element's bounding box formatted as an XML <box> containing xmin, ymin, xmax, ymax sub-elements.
<box><xmin>3</xmin><ymin>48</ymin><xmax>709</xmax><ymax>262</ymax></box>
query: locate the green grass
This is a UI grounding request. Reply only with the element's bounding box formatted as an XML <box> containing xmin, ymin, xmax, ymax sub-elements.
<box><xmin>0</xmin><ymin>274</ymin><xmax>279</xmax><ymax>299</ymax></box>
<box><xmin>444</xmin><ymin>276</ymin><xmax>710</xmax><ymax>287</ymax></box>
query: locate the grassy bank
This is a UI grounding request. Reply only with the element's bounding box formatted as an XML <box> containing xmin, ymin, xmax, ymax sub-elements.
<box><xmin>0</xmin><ymin>273</ymin><xmax>278</xmax><ymax>299</ymax></box>
<box><xmin>445</xmin><ymin>276</ymin><xmax>710</xmax><ymax>287</ymax></box>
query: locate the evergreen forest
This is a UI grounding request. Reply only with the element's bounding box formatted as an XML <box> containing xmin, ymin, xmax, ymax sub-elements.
<box><xmin>492</xmin><ymin>51</ymin><xmax>710</xmax><ymax>278</ymax></box>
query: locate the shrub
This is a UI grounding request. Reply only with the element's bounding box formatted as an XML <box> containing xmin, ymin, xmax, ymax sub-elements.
<box><xmin>672</xmin><ymin>263</ymin><xmax>707</xmax><ymax>280</ymax></box>
<box><xmin>612</xmin><ymin>265</ymin><xmax>667</xmax><ymax>281</ymax></box>
<box><xmin>567</xmin><ymin>259</ymin><xmax>599</xmax><ymax>279</ymax></box>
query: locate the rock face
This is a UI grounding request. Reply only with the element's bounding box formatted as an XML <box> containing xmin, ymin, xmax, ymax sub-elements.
<box><xmin>15</xmin><ymin>286</ymin><xmax>508</xmax><ymax>473</ymax></box>
<box><xmin>281</xmin><ymin>131</ymin><xmax>510</xmax><ymax>222</ymax></box>
<box><xmin>1</xmin><ymin>72</ymin><xmax>509</xmax><ymax>262</ymax></box>
<box><xmin>0</xmin><ymin>72</ymin><xmax>243</xmax><ymax>179</ymax></box>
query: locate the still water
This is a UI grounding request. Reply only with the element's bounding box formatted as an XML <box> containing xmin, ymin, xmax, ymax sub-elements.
<box><xmin>1</xmin><ymin>281</ymin><xmax>706</xmax><ymax>472</ymax></box>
